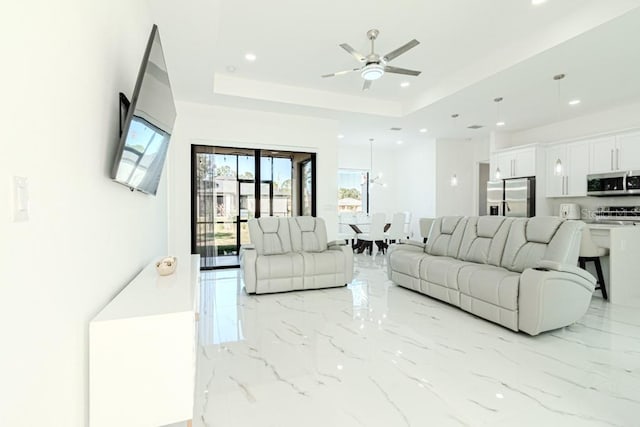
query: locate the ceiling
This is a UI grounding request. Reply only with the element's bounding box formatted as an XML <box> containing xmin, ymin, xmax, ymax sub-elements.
<box><xmin>150</xmin><ymin>0</ymin><xmax>640</xmax><ymax>147</ymax></box>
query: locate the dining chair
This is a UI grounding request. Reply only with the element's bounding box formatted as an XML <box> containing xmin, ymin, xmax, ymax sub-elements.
<box><xmin>385</xmin><ymin>212</ymin><xmax>406</xmax><ymax>244</ymax></box>
<box><xmin>419</xmin><ymin>218</ymin><xmax>435</xmax><ymax>243</ymax></box>
<box><xmin>337</xmin><ymin>212</ymin><xmax>357</xmax><ymax>245</ymax></box>
<box><xmin>357</xmin><ymin>213</ymin><xmax>386</xmax><ymax>255</ymax></box>
<box><xmin>402</xmin><ymin>211</ymin><xmax>412</xmax><ymax>239</ymax></box>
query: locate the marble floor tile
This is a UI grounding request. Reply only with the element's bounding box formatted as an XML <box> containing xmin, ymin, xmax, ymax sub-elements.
<box><xmin>193</xmin><ymin>253</ymin><xmax>640</xmax><ymax>427</ymax></box>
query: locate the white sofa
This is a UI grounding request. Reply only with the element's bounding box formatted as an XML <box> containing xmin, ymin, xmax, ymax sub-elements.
<box><xmin>240</xmin><ymin>216</ymin><xmax>354</xmax><ymax>294</ymax></box>
<box><xmin>387</xmin><ymin>216</ymin><xmax>596</xmax><ymax>335</ymax></box>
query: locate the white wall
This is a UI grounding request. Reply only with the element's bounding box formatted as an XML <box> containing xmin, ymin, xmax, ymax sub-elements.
<box><xmin>0</xmin><ymin>1</ymin><xmax>167</xmax><ymax>426</ymax></box>
<box><xmin>168</xmin><ymin>102</ymin><xmax>340</xmax><ymax>255</ymax></box>
<box><xmin>392</xmin><ymin>141</ymin><xmax>437</xmax><ymax>238</ymax></box>
<box><xmin>435</xmin><ymin>138</ymin><xmax>490</xmax><ymax>217</ymax></box>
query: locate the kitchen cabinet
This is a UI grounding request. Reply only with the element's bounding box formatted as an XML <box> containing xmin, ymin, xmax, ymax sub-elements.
<box><xmin>616</xmin><ymin>132</ymin><xmax>640</xmax><ymax>171</ymax></box>
<box><xmin>545</xmin><ymin>141</ymin><xmax>589</xmax><ymax>197</ymax></box>
<box><xmin>495</xmin><ymin>146</ymin><xmax>536</xmax><ymax>179</ymax></box>
<box><xmin>589</xmin><ymin>133</ymin><xmax>640</xmax><ymax>173</ymax></box>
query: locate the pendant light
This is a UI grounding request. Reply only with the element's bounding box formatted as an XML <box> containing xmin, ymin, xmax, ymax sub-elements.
<box><xmin>369</xmin><ymin>138</ymin><xmax>386</xmax><ymax>187</ymax></box>
<box><xmin>494</xmin><ymin>97</ymin><xmax>505</xmax><ymax>127</ymax></box>
<box><xmin>450</xmin><ymin>114</ymin><xmax>460</xmax><ymax>185</ymax></box>
<box><xmin>553</xmin><ymin>74</ymin><xmax>565</xmax><ymax>176</ymax></box>
<box><xmin>493</xmin><ymin>97</ymin><xmax>504</xmax><ymax>180</ymax></box>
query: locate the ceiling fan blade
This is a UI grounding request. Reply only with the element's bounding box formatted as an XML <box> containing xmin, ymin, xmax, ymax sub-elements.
<box><xmin>321</xmin><ymin>68</ymin><xmax>360</xmax><ymax>78</ymax></box>
<box><xmin>340</xmin><ymin>43</ymin><xmax>366</xmax><ymax>62</ymax></box>
<box><xmin>384</xmin><ymin>66</ymin><xmax>421</xmax><ymax>76</ymax></box>
<box><xmin>383</xmin><ymin>39</ymin><xmax>420</xmax><ymax>62</ymax></box>
<box><xmin>362</xmin><ymin>80</ymin><xmax>372</xmax><ymax>91</ymax></box>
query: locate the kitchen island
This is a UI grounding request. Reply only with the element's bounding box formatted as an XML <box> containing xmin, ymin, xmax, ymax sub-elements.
<box><xmin>587</xmin><ymin>223</ymin><xmax>640</xmax><ymax>306</ymax></box>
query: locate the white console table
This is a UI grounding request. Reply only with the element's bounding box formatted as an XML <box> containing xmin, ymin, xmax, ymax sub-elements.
<box><xmin>90</xmin><ymin>255</ymin><xmax>200</xmax><ymax>427</ymax></box>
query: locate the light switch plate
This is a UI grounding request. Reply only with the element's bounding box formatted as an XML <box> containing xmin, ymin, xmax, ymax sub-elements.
<box><xmin>13</xmin><ymin>176</ymin><xmax>29</xmax><ymax>222</ymax></box>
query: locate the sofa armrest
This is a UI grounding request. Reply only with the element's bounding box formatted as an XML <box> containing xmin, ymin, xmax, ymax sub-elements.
<box><xmin>398</xmin><ymin>239</ymin><xmax>426</xmax><ymax>249</ymax></box>
<box><xmin>518</xmin><ymin>264</ymin><xmax>596</xmax><ymax>336</ymax></box>
<box><xmin>535</xmin><ymin>260</ymin><xmax>595</xmax><ymax>288</ymax></box>
<box><xmin>327</xmin><ymin>243</ymin><xmax>354</xmax><ymax>283</ymax></box>
<box><xmin>328</xmin><ymin>240</ymin><xmax>347</xmax><ymax>247</ymax></box>
<box><xmin>239</xmin><ymin>246</ymin><xmax>257</xmax><ymax>294</ymax></box>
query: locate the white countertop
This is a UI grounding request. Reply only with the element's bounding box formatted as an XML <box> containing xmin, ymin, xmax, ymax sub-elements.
<box><xmin>93</xmin><ymin>254</ymin><xmax>200</xmax><ymax>322</ymax></box>
<box><xmin>586</xmin><ymin>222</ymin><xmax>640</xmax><ymax>230</ymax></box>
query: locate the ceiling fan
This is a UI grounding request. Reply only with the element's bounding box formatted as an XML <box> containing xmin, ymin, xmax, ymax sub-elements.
<box><xmin>322</xmin><ymin>29</ymin><xmax>421</xmax><ymax>91</ymax></box>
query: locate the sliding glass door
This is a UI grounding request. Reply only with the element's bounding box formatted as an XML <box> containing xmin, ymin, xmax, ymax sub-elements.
<box><xmin>192</xmin><ymin>146</ymin><xmax>315</xmax><ymax>269</ymax></box>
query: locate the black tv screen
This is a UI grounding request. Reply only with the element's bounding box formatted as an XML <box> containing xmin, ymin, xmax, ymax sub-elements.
<box><xmin>111</xmin><ymin>25</ymin><xmax>176</xmax><ymax>195</ymax></box>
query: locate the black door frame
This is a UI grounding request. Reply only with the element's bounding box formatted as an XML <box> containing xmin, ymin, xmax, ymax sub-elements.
<box><xmin>191</xmin><ymin>145</ymin><xmax>316</xmax><ymax>270</ymax></box>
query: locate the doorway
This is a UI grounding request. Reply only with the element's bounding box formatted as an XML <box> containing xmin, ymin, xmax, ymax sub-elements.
<box><xmin>478</xmin><ymin>162</ymin><xmax>490</xmax><ymax>215</ymax></box>
<box><xmin>191</xmin><ymin>145</ymin><xmax>315</xmax><ymax>269</ymax></box>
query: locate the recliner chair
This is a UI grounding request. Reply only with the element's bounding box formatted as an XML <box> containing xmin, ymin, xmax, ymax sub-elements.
<box><xmin>240</xmin><ymin>216</ymin><xmax>354</xmax><ymax>294</ymax></box>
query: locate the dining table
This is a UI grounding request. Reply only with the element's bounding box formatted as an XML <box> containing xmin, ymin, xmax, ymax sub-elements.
<box><xmin>342</xmin><ymin>220</ymin><xmax>391</xmax><ymax>255</ymax></box>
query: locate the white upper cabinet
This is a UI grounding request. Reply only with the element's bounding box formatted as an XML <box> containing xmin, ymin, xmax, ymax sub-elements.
<box><xmin>616</xmin><ymin>132</ymin><xmax>640</xmax><ymax>171</ymax></box>
<box><xmin>513</xmin><ymin>147</ymin><xmax>536</xmax><ymax>178</ymax></box>
<box><xmin>589</xmin><ymin>133</ymin><xmax>640</xmax><ymax>173</ymax></box>
<box><xmin>545</xmin><ymin>141</ymin><xmax>589</xmax><ymax>198</ymax></box>
<box><xmin>496</xmin><ymin>152</ymin><xmax>513</xmax><ymax>179</ymax></box>
<box><xmin>566</xmin><ymin>141</ymin><xmax>590</xmax><ymax>196</ymax></box>
<box><xmin>589</xmin><ymin>136</ymin><xmax>617</xmax><ymax>173</ymax></box>
<box><xmin>495</xmin><ymin>146</ymin><xmax>536</xmax><ymax>180</ymax></box>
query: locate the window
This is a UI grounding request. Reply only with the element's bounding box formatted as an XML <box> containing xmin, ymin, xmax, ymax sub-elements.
<box><xmin>337</xmin><ymin>169</ymin><xmax>368</xmax><ymax>213</ymax></box>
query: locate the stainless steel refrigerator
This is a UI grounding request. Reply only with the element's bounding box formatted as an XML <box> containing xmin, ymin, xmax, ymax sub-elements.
<box><xmin>487</xmin><ymin>181</ymin><xmax>504</xmax><ymax>216</ymax></box>
<box><xmin>486</xmin><ymin>177</ymin><xmax>536</xmax><ymax>217</ymax></box>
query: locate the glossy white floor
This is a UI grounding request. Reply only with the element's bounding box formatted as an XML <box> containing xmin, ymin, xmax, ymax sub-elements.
<box><xmin>192</xmin><ymin>253</ymin><xmax>640</xmax><ymax>427</ymax></box>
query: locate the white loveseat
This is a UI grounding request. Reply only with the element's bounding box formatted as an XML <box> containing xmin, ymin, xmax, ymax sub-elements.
<box><xmin>388</xmin><ymin>216</ymin><xmax>596</xmax><ymax>335</ymax></box>
<box><xmin>240</xmin><ymin>216</ymin><xmax>354</xmax><ymax>294</ymax></box>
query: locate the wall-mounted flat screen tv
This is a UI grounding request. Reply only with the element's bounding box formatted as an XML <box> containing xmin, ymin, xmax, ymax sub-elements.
<box><xmin>111</xmin><ymin>24</ymin><xmax>176</xmax><ymax>195</ymax></box>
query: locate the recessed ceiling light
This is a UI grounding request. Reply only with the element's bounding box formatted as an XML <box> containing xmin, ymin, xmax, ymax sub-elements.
<box><xmin>419</xmin><ymin>128</ymin><xmax>428</xmax><ymax>133</ymax></box>
<box><xmin>396</xmin><ymin>140</ymin><xmax>404</xmax><ymax>145</ymax></box>
<box><xmin>496</xmin><ymin>121</ymin><xmax>506</xmax><ymax>127</ymax></box>
<box><xmin>400</xmin><ymin>81</ymin><xmax>410</xmax><ymax>88</ymax></box>
<box><xmin>337</xmin><ymin>134</ymin><xmax>344</xmax><ymax>139</ymax></box>
<box><xmin>569</xmin><ymin>99</ymin><xmax>581</xmax><ymax>106</ymax></box>
<box><xmin>531</xmin><ymin>0</ymin><xmax>547</xmax><ymax>5</ymax></box>
<box><xmin>244</xmin><ymin>53</ymin><xmax>257</xmax><ymax>62</ymax></box>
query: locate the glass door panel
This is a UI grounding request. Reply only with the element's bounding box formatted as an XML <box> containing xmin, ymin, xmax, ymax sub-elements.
<box><xmin>239</xmin><ymin>181</ymin><xmax>255</xmax><ymax>246</ymax></box>
<box><xmin>301</xmin><ymin>160</ymin><xmax>312</xmax><ymax>216</ymax></box>
<box><xmin>272</xmin><ymin>157</ymin><xmax>292</xmax><ymax>217</ymax></box>
<box><xmin>260</xmin><ymin>182</ymin><xmax>272</xmax><ymax>216</ymax></box>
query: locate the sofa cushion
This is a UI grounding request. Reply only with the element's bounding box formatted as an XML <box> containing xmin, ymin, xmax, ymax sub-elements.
<box><xmin>501</xmin><ymin>218</ymin><xmax>563</xmax><ymax>273</ymax></box>
<box><xmin>419</xmin><ymin>256</ymin><xmax>470</xmax><ymax>291</ymax></box>
<box><xmin>526</xmin><ymin>216</ymin><xmax>562</xmax><ymax>244</ymax></box>
<box><xmin>389</xmin><ymin>249</ymin><xmax>428</xmax><ymax>279</ymax></box>
<box><xmin>458</xmin><ymin>264</ymin><xmax>521</xmax><ymax>311</ymax></box>
<box><xmin>289</xmin><ymin>216</ymin><xmax>328</xmax><ymax>252</ymax></box>
<box><xmin>255</xmin><ymin>253</ymin><xmax>304</xmax><ymax>279</ymax></box>
<box><xmin>459</xmin><ymin>217</ymin><xmax>512</xmax><ymax>267</ymax></box>
<box><xmin>425</xmin><ymin>217</ymin><xmax>467</xmax><ymax>258</ymax></box>
<box><xmin>249</xmin><ymin>217</ymin><xmax>292</xmax><ymax>255</ymax></box>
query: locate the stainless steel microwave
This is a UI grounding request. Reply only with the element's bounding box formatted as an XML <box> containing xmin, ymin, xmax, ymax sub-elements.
<box><xmin>587</xmin><ymin>171</ymin><xmax>640</xmax><ymax>196</ymax></box>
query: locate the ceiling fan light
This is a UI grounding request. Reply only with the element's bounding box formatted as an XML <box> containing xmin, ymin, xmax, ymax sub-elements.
<box><xmin>361</xmin><ymin>63</ymin><xmax>385</xmax><ymax>81</ymax></box>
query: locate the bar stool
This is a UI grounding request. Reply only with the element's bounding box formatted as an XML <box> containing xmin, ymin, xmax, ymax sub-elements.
<box><xmin>578</xmin><ymin>227</ymin><xmax>608</xmax><ymax>300</ymax></box>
